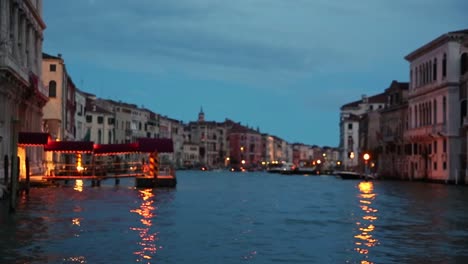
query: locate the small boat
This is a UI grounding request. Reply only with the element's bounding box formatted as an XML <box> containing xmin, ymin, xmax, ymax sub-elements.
<box><xmin>135</xmin><ymin>165</ymin><xmax>177</xmax><ymax>188</ymax></box>
<box><xmin>267</xmin><ymin>162</ymin><xmax>295</xmax><ymax>174</ymax></box>
<box><xmin>334</xmin><ymin>170</ymin><xmax>363</xmax><ymax>180</ymax></box>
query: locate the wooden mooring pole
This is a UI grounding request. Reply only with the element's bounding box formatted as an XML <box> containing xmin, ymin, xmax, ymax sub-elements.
<box><xmin>4</xmin><ymin>155</ymin><xmax>8</xmax><ymax>186</ymax></box>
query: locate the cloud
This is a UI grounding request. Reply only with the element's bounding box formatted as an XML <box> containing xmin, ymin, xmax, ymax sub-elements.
<box><xmin>44</xmin><ymin>0</ymin><xmax>468</xmax><ymax>90</ymax></box>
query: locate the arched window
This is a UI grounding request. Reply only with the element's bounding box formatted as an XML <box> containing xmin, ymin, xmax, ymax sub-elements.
<box><xmin>443</xmin><ymin>96</ymin><xmax>447</xmax><ymax>124</ymax></box>
<box><xmin>461</xmin><ymin>100</ymin><xmax>467</xmax><ymax>126</ymax></box>
<box><xmin>415</xmin><ymin>105</ymin><xmax>418</xmax><ymax>127</ymax></box>
<box><xmin>433</xmin><ymin>58</ymin><xmax>438</xmax><ymax>81</ymax></box>
<box><xmin>433</xmin><ymin>99</ymin><xmax>437</xmax><ymax>124</ymax></box>
<box><xmin>442</xmin><ymin>53</ymin><xmax>447</xmax><ymax>78</ymax></box>
<box><xmin>108</xmin><ymin>131</ymin><xmax>112</xmax><ymax>144</ymax></box>
<box><xmin>429</xmin><ymin>60</ymin><xmax>432</xmax><ymax>82</ymax></box>
<box><xmin>49</xmin><ymin>80</ymin><xmax>56</xmax><ymax>97</ymax></box>
<box><xmin>461</xmin><ymin>53</ymin><xmax>467</xmax><ymax>75</ymax></box>
<box><xmin>429</xmin><ymin>101</ymin><xmax>432</xmax><ymax>124</ymax></box>
<box><xmin>98</xmin><ymin>129</ymin><xmax>102</xmax><ymax>144</ymax></box>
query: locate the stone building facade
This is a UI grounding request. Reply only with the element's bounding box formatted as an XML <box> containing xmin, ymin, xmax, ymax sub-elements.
<box><xmin>0</xmin><ymin>0</ymin><xmax>47</xmax><ymax>176</ymax></box>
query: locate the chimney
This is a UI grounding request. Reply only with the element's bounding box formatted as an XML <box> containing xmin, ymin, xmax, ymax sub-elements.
<box><xmin>57</xmin><ymin>53</ymin><xmax>62</xmax><ymax>58</ymax></box>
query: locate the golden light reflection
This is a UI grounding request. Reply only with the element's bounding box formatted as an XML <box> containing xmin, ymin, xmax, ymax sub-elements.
<box><xmin>74</xmin><ymin>180</ymin><xmax>84</xmax><ymax>192</ymax></box>
<box><xmin>72</xmin><ymin>218</ymin><xmax>81</xmax><ymax>226</ymax></box>
<box><xmin>354</xmin><ymin>181</ymin><xmax>379</xmax><ymax>263</ymax></box>
<box><xmin>130</xmin><ymin>189</ymin><xmax>158</xmax><ymax>263</ymax></box>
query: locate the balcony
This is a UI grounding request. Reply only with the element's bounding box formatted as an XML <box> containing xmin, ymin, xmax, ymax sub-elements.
<box><xmin>405</xmin><ymin>125</ymin><xmax>433</xmax><ymax>140</ymax></box>
<box><xmin>431</xmin><ymin>123</ymin><xmax>447</xmax><ymax>136</ymax></box>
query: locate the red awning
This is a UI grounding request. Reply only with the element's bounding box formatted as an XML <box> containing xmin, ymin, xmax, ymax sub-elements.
<box><xmin>44</xmin><ymin>141</ymin><xmax>94</xmax><ymax>153</ymax></box>
<box><xmin>93</xmin><ymin>143</ymin><xmax>139</xmax><ymax>155</ymax></box>
<box><xmin>137</xmin><ymin>138</ymin><xmax>174</xmax><ymax>153</ymax></box>
<box><xmin>18</xmin><ymin>132</ymin><xmax>50</xmax><ymax>146</ymax></box>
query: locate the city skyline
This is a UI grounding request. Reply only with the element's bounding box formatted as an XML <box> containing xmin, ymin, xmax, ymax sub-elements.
<box><xmin>42</xmin><ymin>0</ymin><xmax>468</xmax><ymax>146</ymax></box>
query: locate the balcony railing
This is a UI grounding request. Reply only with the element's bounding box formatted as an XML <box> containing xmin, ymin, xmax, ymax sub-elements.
<box><xmin>431</xmin><ymin>123</ymin><xmax>446</xmax><ymax>135</ymax></box>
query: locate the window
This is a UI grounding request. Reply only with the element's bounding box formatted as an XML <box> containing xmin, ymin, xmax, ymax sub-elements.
<box><xmin>98</xmin><ymin>129</ymin><xmax>102</xmax><ymax>144</ymax></box>
<box><xmin>443</xmin><ymin>139</ymin><xmax>447</xmax><ymax>153</ymax></box>
<box><xmin>48</xmin><ymin>81</ymin><xmax>57</xmax><ymax>97</ymax></box>
<box><xmin>77</xmin><ymin>105</ymin><xmax>83</xmax><ymax>116</ymax></box>
<box><xmin>108</xmin><ymin>118</ymin><xmax>114</xmax><ymax>125</ymax></box>
<box><xmin>97</xmin><ymin>116</ymin><xmax>104</xmax><ymax>124</ymax></box>
<box><xmin>443</xmin><ymin>162</ymin><xmax>447</xmax><ymax>170</ymax></box>
<box><xmin>461</xmin><ymin>53</ymin><xmax>467</xmax><ymax>75</ymax></box>
<box><xmin>442</xmin><ymin>53</ymin><xmax>447</xmax><ymax>78</ymax></box>
<box><xmin>433</xmin><ymin>99</ymin><xmax>437</xmax><ymax>124</ymax></box>
<box><xmin>443</xmin><ymin>96</ymin><xmax>447</xmax><ymax>124</ymax></box>
<box><xmin>86</xmin><ymin>115</ymin><xmax>92</xmax><ymax>123</ymax></box>
<box><xmin>369</xmin><ymin>105</ymin><xmax>374</xmax><ymax>110</ymax></box>
<box><xmin>433</xmin><ymin>58</ymin><xmax>437</xmax><ymax>81</ymax></box>
<box><xmin>434</xmin><ymin>141</ymin><xmax>437</xmax><ymax>153</ymax></box>
<box><xmin>50</xmin><ymin>64</ymin><xmax>56</xmax><ymax>72</ymax></box>
<box><xmin>434</xmin><ymin>162</ymin><xmax>437</xmax><ymax>170</ymax></box>
<box><xmin>348</xmin><ymin>123</ymin><xmax>353</xmax><ymax>130</ymax></box>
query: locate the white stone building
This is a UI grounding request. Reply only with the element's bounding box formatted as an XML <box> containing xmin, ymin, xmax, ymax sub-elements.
<box><xmin>74</xmin><ymin>88</ymin><xmax>87</xmax><ymax>141</ymax></box>
<box><xmin>84</xmin><ymin>95</ymin><xmax>114</xmax><ymax>144</ymax></box>
<box><xmin>404</xmin><ymin>29</ymin><xmax>468</xmax><ymax>182</ymax></box>
<box><xmin>0</xmin><ymin>0</ymin><xmax>47</xmax><ymax>176</ymax></box>
<box><xmin>339</xmin><ymin>93</ymin><xmax>386</xmax><ymax>169</ymax></box>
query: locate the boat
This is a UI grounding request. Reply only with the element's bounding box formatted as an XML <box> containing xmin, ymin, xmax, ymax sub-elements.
<box><xmin>135</xmin><ymin>165</ymin><xmax>177</xmax><ymax>188</ymax></box>
<box><xmin>267</xmin><ymin>162</ymin><xmax>295</xmax><ymax>174</ymax></box>
<box><xmin>334</xmin><ymin>170</ymin><xmax>377</xmax><ymax>180</ymax></box>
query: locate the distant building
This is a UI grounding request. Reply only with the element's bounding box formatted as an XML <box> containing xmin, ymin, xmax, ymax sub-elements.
<box><xmin>84</xmin><ymin>95</ymin><xmax>114</xmax><ymax>144</ymax></box>
<box><xmin>378</xmin><ymin>81</ymin><xmax>409</xmax><ymax>179</ymax></box>
<box><xmin>228</xmin><ymin>123</ymin><xmax>263</xmax><ymax>168</ymax></box>
<box><xmin>42</xmin><ymin>53</ymin><xmax>76</xmax><ymax>141</ymax></box>
<box><xmin>404</xmin><ymin>29</ymin><xmax>468</xmax><ymax>182</ymax></box>
<box><xmin>74</xmin><ymin>89</ymin><xmax>87</xmax><ymax>141</ymax></box>
<box><xmin>0</xmin><ymin>0</ymin><xmax>47</xmax><ymax>176</ymax></box>
<box><xmin>339</xmin><ymin>93</ymin><xmax>386</xmax><ymax>169</ymax></box>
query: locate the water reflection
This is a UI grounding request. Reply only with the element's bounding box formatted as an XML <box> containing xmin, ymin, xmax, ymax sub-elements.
<box><xmin>130</xmin><ymin>189</ymin><xmax>159</xmax><ymax>263</ymax></box>
<box><xmin>354</xmin><ymin>181</ymin><xmax>379</xmax><ymax>264</ymax></box>
<box><xmin>74</xmin><ymin>179</ymin><xmax>84</xmax><ymax>192</ymax></box>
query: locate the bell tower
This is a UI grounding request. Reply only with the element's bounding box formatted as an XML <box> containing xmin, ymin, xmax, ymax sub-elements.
<box><xmin>198</xmin><ymin>106</ymin><xmax>205</xmax><ymax>122</ymax></box>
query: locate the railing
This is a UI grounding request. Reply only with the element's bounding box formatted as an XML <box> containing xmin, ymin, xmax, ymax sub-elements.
<box><xmin>431</xmin><ymin>123</ymin><xmax>446</xmax><ymax>135</ymax></box>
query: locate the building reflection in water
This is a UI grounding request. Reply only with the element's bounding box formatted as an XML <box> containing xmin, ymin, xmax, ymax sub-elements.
<box><xmin>354</xmin><ymin>181</ymin><xmax>378</xmax><ymax>264</ymax></box>
<box><xmin>130</xmin><ymin>189</ymin><xmax>159</xmax><ymax>263</ymax></box>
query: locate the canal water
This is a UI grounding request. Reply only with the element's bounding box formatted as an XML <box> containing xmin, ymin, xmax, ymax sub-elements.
<box><xmin>1</xmin><ymin>171</ymin><xmax>468</xmax><ymax>264</ymax></box>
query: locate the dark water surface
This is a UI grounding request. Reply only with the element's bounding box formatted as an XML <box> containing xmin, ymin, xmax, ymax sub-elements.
<box><xmin>2</xmin><ymin>171</ymin><xmax>468</xmax><ymax>263</ymax></box>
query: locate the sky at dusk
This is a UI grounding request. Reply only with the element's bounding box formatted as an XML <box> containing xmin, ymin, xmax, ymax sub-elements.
<box><xmin>42</xmin><ymin>0</ymin><xmax>468</xmax><ymax>147</ymax></box>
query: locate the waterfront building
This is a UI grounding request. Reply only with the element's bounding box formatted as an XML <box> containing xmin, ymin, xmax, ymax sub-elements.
<box><xmin>182</xmin><ymin>142</ymin><xmax>200</xmax><ymax>168</ymax></box>
<box><xmin>74</xmin><ymin>89</ymin><xmax>87</xmax><ymax>141</ymax></box>
<box><xmin>339</xmin><ymin>93</ymin><xmax>386</xmax><ymax>170</ymax></box>
<box><xmin>84</xmin><ymin>95</ymin><xmax>114</xmax><ymax>144</ymax></box>
<box><xmin>292</xmin><ymin>143</ymin><xmax>314</xmax><ymax>166</ymax></box>
<box><xmin>104</xmin><ymin>100</ymin><xmax>138</xmax><ymax>144</ymax></box>
<box><xmin>462</xmin><ymin>39</ymin><xmax>468</xmax><ymax>181</ymax></box>
<box><xmin>185</xmin><ymin>109</ymin><xmax>228</xmax><ymax>168</ymax></box>
<box><xmin>42</xmin><ymin>53</ymin><xmax>76</xmax><ymax>141</ymax></box>
<box><xmin>262</xmin><ymin>134</ymin><xmax>275</xmax><ymax>163</ymax></box>
<box><xmin>404</xmin><ymin>29</ymin><xmax>468</xmax><ymax>182</ymax></box>
<box><xmin>228</xmin><ymin>123</ymin><xmax>263</xmax><ymax>168</ymax></box>
<box><xmin>0</xmin><ymin>0</ymin><xmax>47</xmax><ymax>177</ymax></box>
<box><xmin>378</xmin><ymin>81</ymin><xmax>409</xmax><ymax>179</ymax></box>
<box><xmin>159</xmin><ymin>115</ymin><xmax>184</xmax><ymax>166</ymax></box>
